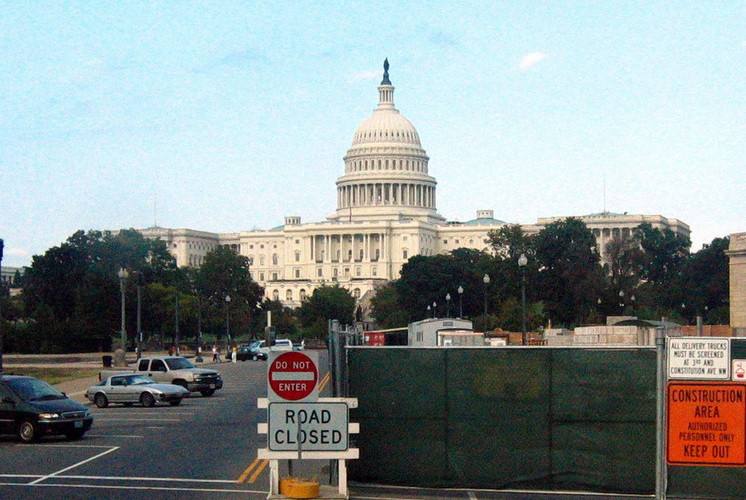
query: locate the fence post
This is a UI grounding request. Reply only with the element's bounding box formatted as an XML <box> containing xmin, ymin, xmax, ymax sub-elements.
<box><xmin>656</xmin><ymin>324</ymin><xmax>667</xmax><ymax>500</ymax></box>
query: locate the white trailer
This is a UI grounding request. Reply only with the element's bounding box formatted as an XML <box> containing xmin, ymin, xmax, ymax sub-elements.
<box><xmin>408</xmin><ymin>318</ymin><xmax>475</xmax><ymax>347</ymax></box>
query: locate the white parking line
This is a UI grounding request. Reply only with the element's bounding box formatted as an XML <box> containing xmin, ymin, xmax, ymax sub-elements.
<box><xmin>28</xmin><ymin>446</ymin><xmax>119</xmax><ymax>485</ymax></box>
<box><xmin>85</xmin><ymin>434</ymin><xmax>143</xmax><ymax>439</ymax></box>
<box><xmin>93</xmin><ymin>418</ymin><xmax>181</xmax><ymax>422</ymax></box>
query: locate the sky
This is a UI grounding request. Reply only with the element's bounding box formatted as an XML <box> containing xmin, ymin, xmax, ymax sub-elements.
<box><xmin>1</xmin><ymin>1</ymin><xmax>744</xmax><ymax>268</ymax></box>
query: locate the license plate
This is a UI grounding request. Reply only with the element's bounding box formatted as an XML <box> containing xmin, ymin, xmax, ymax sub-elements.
<box><xmin>210</xmin><ymin>384</ymin><xmax>215</xmax><ymax>389</ymax></box>
<box><xmin>74</xmin><ymin>421</ymin><xmax>83</xmax><ymax>428</ymax></box>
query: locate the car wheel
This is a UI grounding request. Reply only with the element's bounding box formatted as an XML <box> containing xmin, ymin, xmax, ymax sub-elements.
<box><xmin>17</xmin><ymin>420</ymin><xmax>38</xmax><ymax>443</ymax></box>
<box><xmin>169</xmin><ymin>398</ymin><xmax>182</xmax><ymax>406</ymax></box>
<box><xmin>94</xmin><ymin>393</ymin><xmax>109</xmax><ymax>408</ymax></box>
<box><xmin>200</xmin><ymin>389</ymin><xmax>215</xmax><ymax>397</ymax></box>
<box><xmin>252</xmin><ymin>354</ymin><xmax>258</xmax><ymax>361</ymax></box>
<box><xmin>140</xmin><ymin>392</ymin><xmax>156</xmax><ymax>407</ymax></box>
<box><xmin>65</xmin><ymin>429</ymin><xmax>86</xmax><ymax>440</ymax></box>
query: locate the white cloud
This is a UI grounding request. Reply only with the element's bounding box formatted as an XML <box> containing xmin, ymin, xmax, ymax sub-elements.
<box><xmin>348</xmin><ymin>70</ymin><xmax>380</xmax><ymax>84</ymax></box>
<box><xmin>520</xmin><ymin>52</ymin><xmax>548</xmax><ymax>70</ymax></box>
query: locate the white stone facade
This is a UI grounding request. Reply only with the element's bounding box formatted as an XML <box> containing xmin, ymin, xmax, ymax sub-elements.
<box><xmin>136</xmin><ymin>61</ymin><xmax>690</xmax><ymax>308</ymax></box>
<box><xmin>727</xmin><ymin>232</ymin><xmax>746</xmax><ymax>331</ymax></box>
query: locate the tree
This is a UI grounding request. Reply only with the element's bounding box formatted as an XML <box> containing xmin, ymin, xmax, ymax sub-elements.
<box><xmin>195</xmin><ymin>247</ymin><xmax>264</xmax><ymax>342</ymax></box>
<box><xmin>298</xmin><ymin>285</ymin><xmax>356</xmax><ymax>338</ymax></box>
<box><xmin>533</xmin><ymin>218</ymin><xmax>607</xmax><ymax>327</ymax></box>
<box><xmin>369</xmin><ymin>282</ymin><xmax>409</xmax><ymax>329</ymax></box>
<box><xmin>20</xmin><ymin>229</ymin><xmax>181</xmax><ymax>352</ymax></box>
<box><xmin>676</xmin><ymin>236</ymin><xmax>730</xmax><ymax>324</ymax></box>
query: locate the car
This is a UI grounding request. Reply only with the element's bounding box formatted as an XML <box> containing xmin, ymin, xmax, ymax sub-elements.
<box><xmin>86</xmin><ymin>374</ymin><xmax>189</xmax><ymax>408</ymax></box>
<box><xmin>0</xmin><ymin>374</ymin><xmax>93</xmax><ymax>443</ymax></box>
<box><xmin>236</xmin><ymin>344</ymin><xmax>254</xmax><ymax>361</ymax></box>
<box><xmin>239</xmin><ymin>338</ymin><xmax>295</xmax><ymax>361</ymax></box>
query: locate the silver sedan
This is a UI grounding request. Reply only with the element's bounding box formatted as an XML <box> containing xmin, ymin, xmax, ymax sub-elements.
<box><xmin>86</xmin><ymin>374</ymin><xmax>189</xmax><ymax>408</ymax></box>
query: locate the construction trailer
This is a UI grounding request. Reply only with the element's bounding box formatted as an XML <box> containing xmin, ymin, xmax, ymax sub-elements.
<box><xmin>408</xmin><ymin>318</ymin><xmax>476</xmax><ymax>347</ymax></box>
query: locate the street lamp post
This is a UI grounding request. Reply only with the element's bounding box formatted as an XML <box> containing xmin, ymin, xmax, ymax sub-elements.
<box><xmin>225</xmin><ymin>295</ymin><xmax>231</xmax><ymax>350</ymax></box>
<box><xmin>446</xmin><ymin>293</ymin><xmax>451</xmax><ymax>318</ymax></box>
<box><xmin>457</xmin><ymin>285</ymin><xmax>463</xmax><ymax>318</ymax></box>
<box><xmin>136</xmin><ymin>274</ymin><xmax>142</xmax><ymax>359</ymax></box>
<box><xmin>518</xmin><ymin>253</ymin><xmax>528</xmax><ymax>345</ymax></box>
<box><xmin>432</xmin><ymin>301</ymin><xmax>437</xmax><ymax>318</ymax></box>
<box><xmin>174</xmin><ymin>289</ymin><xmax>180</xmax><ymax>355</ymax></box>
<box><xmin>483</xmin><ymin>274</ymin><xmax>490</xmax><ymax>332</ymax></box>
<box><xmin>427</xmin><ymin>305</ymin><xmax>431</xmax><ymax>318</ymax></box>
<box><xmin>118</xmin><ymin>268</ymin><xmax>129</xmax><ymax>352</ymax></box>
<box><xmin>619</xmin><ymin>290</ymin><xmax>625</xmax><ymax>314</ymax></box>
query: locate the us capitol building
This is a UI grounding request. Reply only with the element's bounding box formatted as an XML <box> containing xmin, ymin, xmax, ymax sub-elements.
<box><xmin>138</xmin><ymin>61</ymin><xmax>690</xmax><ymax>308</ymax></box>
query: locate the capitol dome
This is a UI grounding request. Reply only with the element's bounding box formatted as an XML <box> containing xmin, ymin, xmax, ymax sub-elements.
<box><xmin>330</xmin><ymin>60</ymin><xmax>443</xmax><ymax>224</ymax></box>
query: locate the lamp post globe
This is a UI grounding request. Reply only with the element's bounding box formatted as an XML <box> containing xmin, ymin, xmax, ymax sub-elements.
<box><xmin>457</xmin><ymin>286</ymin><xmax>464</xmax><ymax>318</ymax></box>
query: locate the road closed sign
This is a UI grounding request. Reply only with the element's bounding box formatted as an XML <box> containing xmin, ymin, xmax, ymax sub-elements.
<box><xmin>268</xmin><ymin>402</ymin><xmax>349</xmax><ymax>452</ymax></box>
<box><xmin>267</xmin><ymin>351</ymin><xmax>319</xmax><ymax>402</ymax></box>
<box><xmin>667</xmin><ymin>382</ymin><xmax>746</xmax><ymax>466</ymax></box>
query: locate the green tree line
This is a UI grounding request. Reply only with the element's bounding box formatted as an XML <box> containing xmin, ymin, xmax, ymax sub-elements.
<box><xmin>1</xmin><ymin>229</ymin><xmax>356</xmax><ymax>353</ymax></box>
<box><xmin>371</xmin><ymin>218</ymin><xmax>730</xmax><ymax>331</ymax></box>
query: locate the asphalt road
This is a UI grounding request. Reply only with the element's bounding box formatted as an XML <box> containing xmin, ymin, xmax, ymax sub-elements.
<box><xmin>0</xmin><ymin>354</ymin><xmax>653</xmax><ymax>500</ymax></box>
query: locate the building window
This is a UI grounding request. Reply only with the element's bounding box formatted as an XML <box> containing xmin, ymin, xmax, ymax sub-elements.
<box><xmin>403</xmin><ymin>249</ymin><xmax>408</xmax><ymax>259</ymax></box>
<box><xmin>260</xmin><ymin>256</ymin><xmax>265</xmax><ymax>266</ymax></box>
<box><xmin>356</xmin><ymin>267</ymin><xmax>361</xmax><ymax>276</ymax></box>
<box><xmin>372</xmin><ymin>267</ymin><xmax>377</xmax><ymax>276</ymax></box>
<box><xmin>300</xmin><ymin>289</ymin><xmax>307</xmax><ymax>300</ymax></box>
<box><xmin>272</xmin><ymin>254</ymin><xmax>278</xmax><ymax>266</ymax></box>
<box><xmin>317</xmin><ymin>268</ymin><xmax>323</xmax><ymax>277</ymax></box>
<box><xmin>344</xmin><ymin>267</ymin><xmax>349</xmax><ymax>276</ymax></box>
<box><xmin>353</xmin><ymin>288</ymin><xmax>361</xmax><ymax>299</ymax></box>
<box><xmin>295</xmin><ymin>251</ymin><xmax>300</xmax><ymax>262</ymax></box>
<box><xmin>272</xmin><ymin>273</ymin><xmax>278</xmax><ymax>280</ymax></box>
<box><xmin>272</xmin><ymin>289</ymin><xmax>279</xmax><ymax>301</ymax></box>
<box><xmin>286</xmin><ymin>290</ymin><xmax>293</xmax><ymax>301</ymax></box>
<box><xmin>295</xmin><ymin>269</ymin><xmax>300</xmax><ymax>278</ymax></box>
<box><xmin>260</xmin><ymin>273</ymin><xmax>265</xmax><ymax>281</ymax></box>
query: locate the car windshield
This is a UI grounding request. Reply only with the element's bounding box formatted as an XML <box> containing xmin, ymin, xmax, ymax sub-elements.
<box><xmin>250</xmin><ymin>341</ymin><xmax>264</xmax><ymax>349</ymax></box>
<box><xmin>165</xmin><ymin>358</ymin><xmax>195</xmax><ymax>370</ymax></box>
<box><xmin>126</xmin><ymin>375</ymin><xmax>155</xmax><ymax>385</ymax></box>
<box><xmin>7</xmin><ymin>378</ymin><xmax>66</xmax><ymax>401</ymax></box>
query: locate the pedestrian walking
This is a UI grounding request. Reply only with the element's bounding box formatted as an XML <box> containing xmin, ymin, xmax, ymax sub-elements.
<box><xmin>231</xmin><ymin>346</ymin><xmax>237</xmax><ymax>363</ymax></box>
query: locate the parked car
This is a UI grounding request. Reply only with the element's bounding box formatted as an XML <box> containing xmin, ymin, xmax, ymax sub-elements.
<box><xmin>240</xmin><ymin>338</ymin><xmax>294</xmax><ymax>361</ymax></box>
<box><xmin>99</xmin><ymin>356</ymin><xmax>223</xmax><ymax>397</ymax></box>
<box><xmin>0</xmin><ymin>374</ymin><xmax>93</xmax><ymax>443</ymax></box>
<box><xmin>86</xmin><ymin>374</ymin><xmax>189</xmax><ymax>408</ymax></box>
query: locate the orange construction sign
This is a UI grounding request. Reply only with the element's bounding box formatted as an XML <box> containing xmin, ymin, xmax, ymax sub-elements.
<box><xmin>667</xmin><ymin>382</ymin><xmax>746</xmax><ymax>466</ymax></box>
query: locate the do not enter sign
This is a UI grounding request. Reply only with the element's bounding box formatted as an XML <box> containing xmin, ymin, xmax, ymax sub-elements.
<box><xmin>268</xmin><ymin>351</ymin><xmax>319</xmax><ymax>402</ymax></box>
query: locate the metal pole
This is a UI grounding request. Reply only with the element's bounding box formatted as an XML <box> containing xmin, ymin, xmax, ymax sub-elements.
<box><xmin>136</xmin><ymin>281</ymin><xmax>142</xmax><ymax>359</ymax></box>
<box><xmin>119</xmin><ymin>274</ymin><xmax>127</xmax><ymax>351</ymax></box>
<box><xmin>656</xmin><ymin>324</ymin><xmax>667</xmax><ymax>500</ymax></box>
<box><xmin>521</xmin><ymin>270</ymin><xmax>527</xmax><ymax>345</ymax></box>
<box><xmin>174</xmin><ymin>290</ymin><xmax>180</xmax><ymax>355</ymax></box>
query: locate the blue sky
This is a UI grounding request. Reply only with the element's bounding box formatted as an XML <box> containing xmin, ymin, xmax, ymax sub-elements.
<box><xmin>1</xmin><ymin>1</ymin><xmax>744</xmax><ymax>268</ymax></box>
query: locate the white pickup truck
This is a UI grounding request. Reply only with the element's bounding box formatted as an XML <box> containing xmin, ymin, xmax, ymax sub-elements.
<box><xmin>99</xmin><ymin>356</ymin><xmax>223</xmax><ymax>397</ymax></box>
